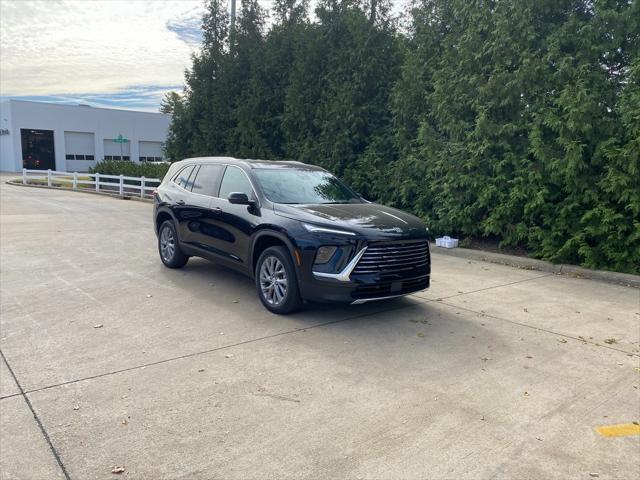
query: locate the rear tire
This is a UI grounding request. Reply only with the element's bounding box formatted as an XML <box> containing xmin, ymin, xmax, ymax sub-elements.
<box><xmin>255</xmin><ymin>246</ymin><xmax>302</xmax><ymax>314</ymax></box>
<box><xmin>158</xmin><ymin>220</ymin><xmax>188</xmax><ymax>268</ymax></box>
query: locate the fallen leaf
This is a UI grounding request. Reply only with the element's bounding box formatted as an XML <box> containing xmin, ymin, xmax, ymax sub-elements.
<box><xmin>523</xmin><ymin>308</ymin><xmax>528</xmax><ymax>312</ymax></box>
<box><xmin>416</xmin><ymin>332</ymin><xmax>425</xmax><ymax>338</ymax></box>
<box><xmin>604</xmin><ymin>338</ymin><xmax>617</xmax><ymax>344</ymax></box>
<box><xmin>232</xmin><ymin>300</ymin><xmax>239</xmax><ymax>303</ymax></box>
<box><xmin>524</xmin><ymin>391</ymin><xmax>530</xmax><ymax>397</ymax></box>
<box><xmin>146</xmin><ymin>294</ymin><xmax>153</xmax><ymax>298</ymax></box>
<box><xmin>111</xmin><ymin>466</ymin><xmax>126</xmax><ymax>474</ymax></box>
<box><xmin>73</xmin><ymin>405</ymin><xmax>80</xmax><ymax>410</ymax></box>
<box><xmin>589</xmin><ymin>474</ymin><xmax>599</xmax><ymax>478</ymax></box>
<box><xmin>525</xmin><ymin>355</ymin><xmax>533</xmax><ymax>359</ymax></box>
<box><xmin>93</xmin><ymin>324</ymin><xmax>103</xmax><ymax>329</ymax></box>
<box><xmin>558</xmin><ymin>338</ymin><xmax>568</xmax><ymax>344</ymax></box>
<box><xmin>121</xmin><ymin>419</ymin><xmax>128</xmax><ymax>425</ymax></box>
<box><xmin>481</xmin><ymin>357</ymin><xmax>492</xmax><ymax>361</ymax></box>
<box><xmin>225</xmin><ymin>354</ymin><xmax>234</xmax><ymax>358</ymax></box>
<box><xmin>198</xmin><ymin>368</ymin><xmax>205</xmax><ymax>372</ymax></box>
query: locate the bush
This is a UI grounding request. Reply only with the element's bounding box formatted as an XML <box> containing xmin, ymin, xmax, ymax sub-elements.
<box><xmin>89</xmin><ymin>160</ymin><xmax>170</xmax><ymax>180</ymax></box>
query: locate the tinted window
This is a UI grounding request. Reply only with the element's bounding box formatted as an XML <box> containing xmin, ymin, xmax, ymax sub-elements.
<box><xmin>192</xmin><ymin>164</ymin><xmax>223</xmax><ymax>197</ymax></box>
<box><xmin>184</xmin><ymin>166</ymin><xmax>198</xmax><ymax>190</ymax></box>
<box><xmin>219</xmin><ymin>166</ymin><xmax>254</xmax><ymax>199</ymax></box>
<box><xmin>175</xmin><ymin>165</ymin><xmax>194</xmax><ymax>189</ymax></box>
<box><xmin>253</xmin><ymin>169</ymin><xmax>362</xmax><ymax>204</ymax></box>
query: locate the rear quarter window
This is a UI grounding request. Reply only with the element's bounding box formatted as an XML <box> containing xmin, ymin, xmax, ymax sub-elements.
<box><xmin>173</xmin><ymin>165</ymin><xmax>195</xmax><ymax>189</ymax></box>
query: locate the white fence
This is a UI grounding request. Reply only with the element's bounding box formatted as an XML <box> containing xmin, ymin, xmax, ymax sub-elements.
<box><xmin>22</xmin><ymin>168</ymin><xmax>162</xmax><ymax>199</ymax></box>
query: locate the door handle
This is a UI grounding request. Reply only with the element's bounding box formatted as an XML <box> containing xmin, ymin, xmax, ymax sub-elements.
<box><xmin>212</xmin><ymin>207</ymin><xmax>222</xmax><ymax>214</ymax></box>
<box><xmin>176</xmin><ymin>199</ymin><xmax>185</xmax><ymax>205</ymax></box>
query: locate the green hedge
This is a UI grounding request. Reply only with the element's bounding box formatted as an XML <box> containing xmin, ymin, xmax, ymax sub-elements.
<box><xmin>89</xmin><ymin>160</ymin><xmax>170</xmax><ymax>180</ymax></box>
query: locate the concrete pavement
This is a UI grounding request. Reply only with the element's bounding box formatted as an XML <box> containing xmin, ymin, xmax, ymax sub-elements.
<box><xmin>0</xmin><ymin>182</ymin><xmax>638</xmax><ymax>479</ymax></box>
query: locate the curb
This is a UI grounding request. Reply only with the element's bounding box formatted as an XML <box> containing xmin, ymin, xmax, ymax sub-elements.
<box><xmin>4</xmin><ymin>180</ymin><xmax>154</xmax><ymax>204</ymax></box>
<box><xmin>431</xmin><ymin>243</ymin><xmax>640</xmax><ymax>288</ymax></box>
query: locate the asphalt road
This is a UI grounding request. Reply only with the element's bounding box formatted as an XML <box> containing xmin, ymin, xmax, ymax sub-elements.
<box><xmin>1</xmin><ymin>182</ymin><xmax>639</xmax><ymax>480</ymax></box>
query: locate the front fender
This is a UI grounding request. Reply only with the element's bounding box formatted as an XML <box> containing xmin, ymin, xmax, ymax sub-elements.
<box><xmin>249</xmin><ymin>227</ymin><xmax>300</xmax><ymax>279</ymax></box>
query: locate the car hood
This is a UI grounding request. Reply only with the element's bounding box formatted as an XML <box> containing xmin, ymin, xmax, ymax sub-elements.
<box><xmin>274</xmin><ymin>202</ymin><xmax>428</xmax><ymax>240</ymax></box>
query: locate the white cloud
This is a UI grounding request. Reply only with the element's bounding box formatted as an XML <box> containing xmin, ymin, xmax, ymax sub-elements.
<box><xmin>0</xmin><ymin>0</ymin><xmax>409</xmax><ymax>102</ymax></box>
<box><xmin>0</xmin><ymin>0</ymin><xmax>205</xmax><ymax>96</ymax></box>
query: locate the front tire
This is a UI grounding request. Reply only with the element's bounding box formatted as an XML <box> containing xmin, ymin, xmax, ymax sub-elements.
<box><xmin>158</xmin><ymin>220</ymin><xmax>188</xmax><ymax>268</ymax></box>
<box><xmin>255</xmin><ymin>246</ymin><xmax>302</xmax><ymax>314</ymax></box>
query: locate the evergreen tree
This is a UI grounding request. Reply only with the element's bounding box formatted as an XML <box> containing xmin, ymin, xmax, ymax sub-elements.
<box><xmin>164</xmin><ymin>0</ymin><xmax>639</xmax><ymax>273</ymax></box>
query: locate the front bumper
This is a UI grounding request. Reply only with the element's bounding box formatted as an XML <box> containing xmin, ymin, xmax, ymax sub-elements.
<box><xmin>297</xmin><ymin>239</ymin><xmax>431</xmax><ymax>304</ymax></box>
<box><xmin>299</xmin><ymin>270</ymin><xmax>430</xmax><ymax>304</ymax></box>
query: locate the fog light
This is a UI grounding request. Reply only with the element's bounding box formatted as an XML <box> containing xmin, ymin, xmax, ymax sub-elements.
<box><xmin>315</xmin><ymin>246</ymin><xmax>337</xmax><ymax>264</ymax></box>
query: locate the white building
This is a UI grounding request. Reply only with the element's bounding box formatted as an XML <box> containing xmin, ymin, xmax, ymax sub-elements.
<box><xmin>0</xmin><ymin>100</ymin><xmax>171</xmax><ymax>172</ymax></box>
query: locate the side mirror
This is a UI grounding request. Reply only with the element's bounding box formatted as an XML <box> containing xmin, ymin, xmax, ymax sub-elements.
<box><xmin>228</xmin><ymin>192</ymin><xmax>251</xmax><ymax>205</ymax></box>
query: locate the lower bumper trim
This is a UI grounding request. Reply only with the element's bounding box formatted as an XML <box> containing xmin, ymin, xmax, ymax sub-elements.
<box><xmin>351</xmin><ymin>294</ymin><xmax>406</xmax><ymax>305</ymax></box>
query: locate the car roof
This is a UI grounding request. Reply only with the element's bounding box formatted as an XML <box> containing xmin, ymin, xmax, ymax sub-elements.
<box><xmin>178</xmin><ymin>156</ymin><xmax>326</xmax><ymax>171</ymax></box>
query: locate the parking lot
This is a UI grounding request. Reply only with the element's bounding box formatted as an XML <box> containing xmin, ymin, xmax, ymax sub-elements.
<box><xmin>0</xmin><ymin>182</ymin><xmax>638</xmax><ymax>479</ymax></box>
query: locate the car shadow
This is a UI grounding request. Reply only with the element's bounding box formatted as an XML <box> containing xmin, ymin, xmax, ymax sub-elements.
<box><xmin>158</xmin><ymin>258</ymin><xmax>498</xmax><ymax>358</ymax></box>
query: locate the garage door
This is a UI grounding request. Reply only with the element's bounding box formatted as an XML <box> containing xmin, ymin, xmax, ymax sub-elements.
<box><xmin>139</xmin><ymin>141</ymin><xmax>164</xmax><ymax>162</ymax></box>
<box><xmin>104</xmin><ymin>138</ymin><xmax>130</xmax><ymax>160</ymax></box>
<box><xmin>64</xmin><ymin>132</ymin><xmax>95</xmax><ymax>161</ymax></box>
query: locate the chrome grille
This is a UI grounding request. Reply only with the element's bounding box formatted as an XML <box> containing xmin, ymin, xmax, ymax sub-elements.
<box><xmin>352</xmin><ymin>241</ymin><xmax>430</xmax><ymax>275</ymax></box>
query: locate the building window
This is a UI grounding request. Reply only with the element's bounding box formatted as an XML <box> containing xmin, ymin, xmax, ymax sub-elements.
<box><xmin>140</xmin><ymin>156</ymin><xmax>164</xmax><ymax>162</ymax></box>
<box><xmin>66</xmin><ymin>154</ymin><xmax>94</xmax><ymax>161</ymax></box>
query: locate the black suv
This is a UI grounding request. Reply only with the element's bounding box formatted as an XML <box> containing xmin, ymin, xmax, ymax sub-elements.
<box><xmin>154</xmin><ymin>157</ymin><xmax>430</xmax><ymax>314</ymax></box>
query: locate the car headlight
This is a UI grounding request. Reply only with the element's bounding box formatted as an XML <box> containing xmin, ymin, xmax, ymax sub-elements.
<box><xmin>302</xmin><ymin>223</ymin><xmax>356</xmax><ymax>236</ymax></box>
<box><xmin>314</xmin><ymin>246</ymin><xmax>338</xmax><ymax>264</ymax></box>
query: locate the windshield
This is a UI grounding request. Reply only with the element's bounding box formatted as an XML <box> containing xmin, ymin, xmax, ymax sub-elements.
<box><xmin>253</xmin><ymin>168</ymin><xmax>363</xmax><ymax>204</ymax></box>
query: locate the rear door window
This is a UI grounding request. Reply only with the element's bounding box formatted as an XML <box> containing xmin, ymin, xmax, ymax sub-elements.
<box><xmin>191</xmin><ymin>164</ymin><xmax>224</xmax><ymax>197</ymax></box>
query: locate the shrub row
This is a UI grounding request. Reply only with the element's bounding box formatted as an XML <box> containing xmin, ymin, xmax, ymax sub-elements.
<box><xmin>88</xmin><ymin>160</ymin><xmax>170</xmax><ymax>180</ymax></box>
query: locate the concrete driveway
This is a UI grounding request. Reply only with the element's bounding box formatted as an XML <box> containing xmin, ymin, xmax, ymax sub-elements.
<box><xmin>1</xmin><ymin>183</ymin><xmax>638</xmax><ymax>480</ymax></box>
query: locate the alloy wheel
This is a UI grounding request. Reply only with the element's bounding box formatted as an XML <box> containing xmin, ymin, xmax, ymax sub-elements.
<box><xmin>259</xmin><ymin>256</ymin><xmax>288</xmax><ymax>305</ymax></box>
<box><xmin>160</xmin><ymin>226</ymin><xmax>176</xmax><ymax>262</ymax></box>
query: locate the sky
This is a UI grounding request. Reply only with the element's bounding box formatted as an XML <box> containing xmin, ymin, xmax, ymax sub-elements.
<box><xmin>0</xmin><ymin>0</ymin><xmax>208</xmax><ymax>112</ymax></box>
<box><xmin>0</xmin><ymin>0</ymin><xmax>407</xmax><ymax>113</ymax></box>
